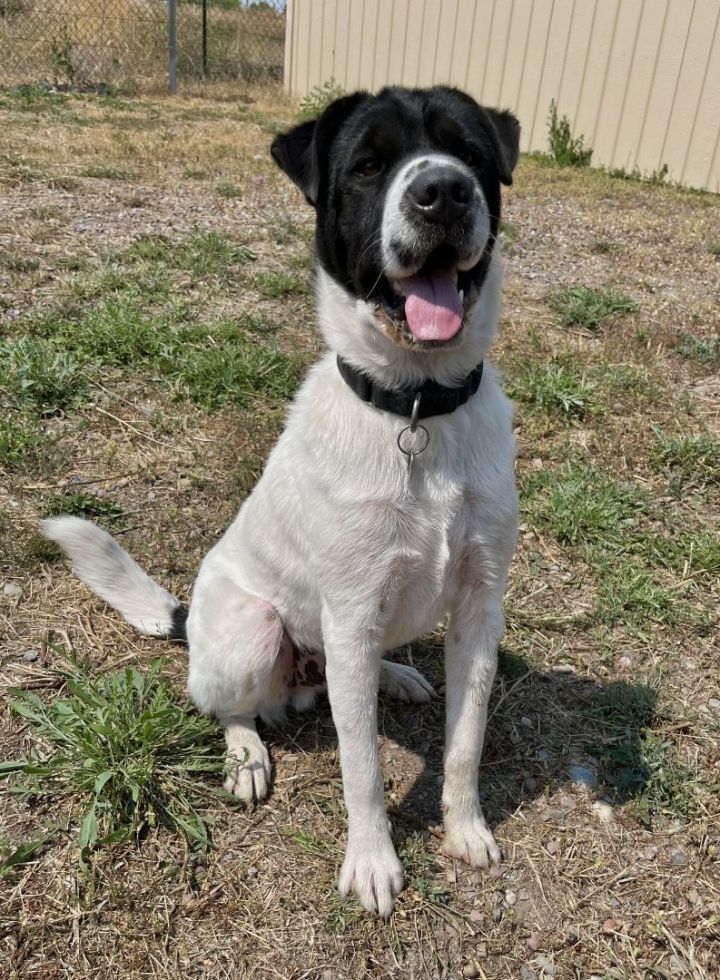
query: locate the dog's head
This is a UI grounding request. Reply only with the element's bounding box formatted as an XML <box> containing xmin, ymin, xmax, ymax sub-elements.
<box><xmin>271</xmin><ymin>86</ymin><xmax>519</xmax><ymax>353</ymax></box>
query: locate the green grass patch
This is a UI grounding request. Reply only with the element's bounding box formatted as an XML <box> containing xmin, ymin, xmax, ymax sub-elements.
<box><xmin>595</xmin><ymin>563</ymin><xmax>690</xmax><ymax>628</ymax></box>
<box><xmin>215</xmin><ymin>181</ymin><xmax>243</xmax><ymax>200</ymax></box>
<box><xmin>81</xmin><ymin>165</ymin><xmax>137</xmax><ymax>180</ymax></box>
<box><xmin>548</xmin><ymin>285</ymin><xmax>638</xmax><ymax>330</ymax></box>
<box><xmin>507</xmin><ymin>362</ymin><xmax>597</xmax><ymax>418</ymax></box>
<box><xmin>708</xmin><ymin>241</ymin><xmax>720</xmax><ymax>257</ymax></box>
<box><xmin>0</xmin><ymin>337</ymin><xmax>87</xmax><ymax>415</ymax></box>
<box><xmin>0</xmin><ymin>412</ymin><xmax>46</xmax><ymax>470</ymax></box>
<box><xmin>521</xmin><ymin>464</ymin><xmax>646</xmax><ymax>547</ymax></box>
<box><xmin>254</xmin><ymin>269</ymin><xmax>309</xmax><ymax>300</ymax></box>
<box><xmin>653</xmin><ymin>433</ymin><xmax>720</xmax><ymax>489</ymax></box>
<box><xmin>645</xmin><ymin>529</ymin><xmax>720</xmax><ymax>579</ymax></box>
<box><xmin>1</xmin><ymin>656</ymin><xmax>231</xmax><ymax>855</ymax></box>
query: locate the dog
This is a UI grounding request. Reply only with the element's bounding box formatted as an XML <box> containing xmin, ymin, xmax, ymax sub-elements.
<box><xmin>42</xmin><ymin>86</ymin><xmax>520</xmax><ymax>917</ymax></box>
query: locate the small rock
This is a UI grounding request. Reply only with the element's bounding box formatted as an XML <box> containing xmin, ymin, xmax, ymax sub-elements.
<box><xmin>520</xmin><ymin>967</ymin><xmax>536</xmax><ymax>980</ymax></box>
<box><xmin>707</xmin><ymin>698</ymin><xmax>720</xmax><ymax>713</ymax></box>
<box><xmin>493</xmin><ymin>907</ymin><xmax>503</xmax><ymax>923</ymax></box>
<box><xmin>565</xmin><ymin>925</ymin><xmax>580</xmax><ymax>943</ymax></box>
<box><xmin>536</xmin><ymin>955</ymin><xmax>556</xmax><ymax>977</ymax></box>
<box><xmin>569</xmin><ymin>765</ymin><xmax>597</xmax><ymax>790</ymax></box>
<box><xmin>670</xmin><ymin>850</ymin><xmax>689</xmax><ymax>867</ymax></box>
<box><xmin>246</xmin><ymin>866</ymin><xmax>259</xmax><ymax>878</ymax></box>
<box><xmin>476</xmin><ymin>942</ymin><xmax>487</xmax><ymax>958</ymax></box>
<box><xmin>510</xmin><ymin>728</ymin><xmax>522</xmax><ymax>745</ymax></box>
<box><xmin>520</xmin><ymin>715</ymin><xmax>533</xmax><ymax>728</ymax></box>
<box><xmin>469</xmin><ymin>909</ymin><xmax>484</xmax><ymax>923</ymax></box>
<box><xmin>462</xmin><ymin>965</ymin><xmax>479</xmax><ymax>979</ymax></box>
<box><xmin>602</xmin><ymin>917</ymin><xmax>618</xmax><ymax>932</ymax></box>
<box><xmin>22</xmin><ymin>648</ymin><xmax>39</xmax><ymax>662</ymax></box>
<box><xmin>610</xmin><ymin>897</ymin><xmax>621</xmax><ymax>910</ymax></box>
<box><xmin>669</xmin><ymin>954</ymin><xmax>687</xmax><ymax>975</ymax></box>
<box><xmin>504</xmin><ymin>889</ymin><xmax>518</xmax><ymax>907</ymax></box>
<box><xmin>2</xmin><ymin>582</ymin><xmax>22</xmax><ymax>598</ymax></box>
<box><xmin>544</xmin><ymin>839</ymin><xmax>559</xmax><ymax>856</ymax></box>
<box><xmin>592</xmin><ymin>800</ymin><xmax>614</xmax><ymax>824</ymax></box>
<box><xmin>488</xmin><ymin>864</ymin><xmax>506</xmax><ymax>879</ymax></box>
<box><xmin>641</xmin><ymin>846</ymin><xmax>658</xmax><ymax>860</ymax></box>
<box><xmin>526</xmin><ymin>932</ymin><xmax>542</xmax><ymax>951</ymax></box>
<box><xmin>445</xmin><ymin>866</ymin><xmax>457</xmax><ymax>884</ymax></box>
<box><xmin>551</xmin><ymin>663</ymin><xmax>574</xmax><ymax>674</ymax></box>
<box><xmin>536</xmin><ymin>748</ymin><xmax>550</xmax><ymax>763</ymax></box>
<box><xmin>618</xmin><ymin>655</ymin><xmax>633</xmax><ymax>669</ymax></box>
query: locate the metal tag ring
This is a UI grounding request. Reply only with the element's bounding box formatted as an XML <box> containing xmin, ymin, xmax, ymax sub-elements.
<box><xmin>397</xmin><ymin>422</ymin><xmax>430</xmax><ymax>458</ymax></box>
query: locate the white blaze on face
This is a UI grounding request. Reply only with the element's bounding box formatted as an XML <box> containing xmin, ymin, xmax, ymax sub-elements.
<box><xmin>380</xmin><ymin>153</ymin><xmax>491</xmax><ymax>342</ymax></box>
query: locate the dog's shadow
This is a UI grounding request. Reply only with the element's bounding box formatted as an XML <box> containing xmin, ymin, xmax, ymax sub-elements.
<box><xmin>265</xmin><ymin>642</ymin><xmax>659</xmax><ymax>837</ymax></box>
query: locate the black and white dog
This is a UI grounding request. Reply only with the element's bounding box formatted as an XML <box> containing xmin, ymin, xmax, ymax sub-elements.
<box><xmin>43</xmin><ymin>86</ymin><xmax>520</xmax><ymax>917</ymax></box>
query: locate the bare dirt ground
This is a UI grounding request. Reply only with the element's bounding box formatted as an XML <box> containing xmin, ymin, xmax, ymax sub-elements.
<box><xmin>1</xmin><ymin>86</ymin><xmax>719</xmax><ymax>980</ymax></box>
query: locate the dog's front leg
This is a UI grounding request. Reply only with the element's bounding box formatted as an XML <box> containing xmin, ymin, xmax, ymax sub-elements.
<box><xmin>322</xmin><ymin>605</ymin><xmax>403</xmax><ymax>917</ymax></box>
<box><xmin>441</xmin><ymin>585</ymin><xmax>504</xmax><ymax>868</ymax></box>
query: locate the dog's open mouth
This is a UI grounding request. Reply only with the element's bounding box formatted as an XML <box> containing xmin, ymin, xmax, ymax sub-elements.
<box><xmin>376</xmin><ymin>244</ymin><xmax>475</xmax><ymax>345</ymax></box>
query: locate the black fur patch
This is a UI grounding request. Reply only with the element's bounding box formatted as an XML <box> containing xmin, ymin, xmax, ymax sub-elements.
<box><xmin>169</xmin><ymin>604</ymin><xmax>189</xmax><ymax>644</ymax></box>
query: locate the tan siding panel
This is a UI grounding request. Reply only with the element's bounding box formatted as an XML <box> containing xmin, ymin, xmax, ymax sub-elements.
<box><xmin>285</xmin><ymin>0</ymin><xmax>720</xmax><ymax>192</ymax></box>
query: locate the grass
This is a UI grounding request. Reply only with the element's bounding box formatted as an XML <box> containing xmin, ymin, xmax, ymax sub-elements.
<box><xmin>547</xmin><ymin>285</ymin><xmax>638</xmax><ymax>330</ymax></box>
<box><xmin>43</xmin><ymin>490</ymin><xmax>126</xmax><ymax>527</ymax></box>
<box><xmin>506</xmin><ymin>363</ymin><xmax>597</xmax><ymax>418</ymax></box>
<box><xmin>653</xmin><ymin>433</ymin><xmax>720</xmax><ymax>488</ymax></box>
<box><xmin>521</xmin><ymin>464</ymin><xmax>647</xmax><ymax>547</ymax></box>
<box><xmin>1</xmin><ymin>656</ymin><xmax>230</xmax><ymax>854</ymax></box>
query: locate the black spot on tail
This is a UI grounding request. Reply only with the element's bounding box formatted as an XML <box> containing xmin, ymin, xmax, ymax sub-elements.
<box><xmin>169</xmin><ymin>605</ymin><xmax>189</xmax><ymax>644</ymax></box>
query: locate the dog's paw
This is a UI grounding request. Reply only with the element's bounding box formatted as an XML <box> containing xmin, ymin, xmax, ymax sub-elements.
<box><xmin>338</xmin><ymin>838</ymin><xmax>404</xmax><ymax>918</ymax></box>
<box><xmin>442</xmin><ymin>814</ymin><xmax>501</xmax><ymax>868</ymax></box>
<box><xmin>380</xmin><ymin>660</ymin><xmax>435</xmax><ymax>703</ymax></box>
<box><xmin>223</xmin><ymin>735</ymin><xmax>272</xmax><ymax>803</ymax></box>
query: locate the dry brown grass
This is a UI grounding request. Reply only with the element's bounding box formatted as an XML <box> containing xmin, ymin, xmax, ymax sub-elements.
<box><xmin>1</xmin><ymin>90</ymin><xmax>719</xmax><ymax>979</ymax></box>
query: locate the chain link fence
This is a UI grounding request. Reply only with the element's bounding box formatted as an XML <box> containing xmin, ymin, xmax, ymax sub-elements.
<box><xmin>0</xmin><ymin>0</ymin><xmax>285</xmax><ymax>93</ymax></box>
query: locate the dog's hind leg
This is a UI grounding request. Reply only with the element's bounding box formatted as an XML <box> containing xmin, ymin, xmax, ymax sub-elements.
<box><xmin>186</xmin><ymin>577</ymin><xmax>295</xmax><ymax>804</ymax></box>
<box><xmin>379</xmin><ymin>659</ymin><xmax>434</xmax><ymax>703</ymax></box>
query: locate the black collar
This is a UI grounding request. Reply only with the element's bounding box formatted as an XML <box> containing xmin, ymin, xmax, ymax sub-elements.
<box><xmin>337</xmin><ymin>356</ymin><xmax>483</xmax><ymax>420</ymax></box>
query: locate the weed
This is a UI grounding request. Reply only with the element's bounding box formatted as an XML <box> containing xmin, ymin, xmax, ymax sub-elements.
<box><xmin>298</xmin><ymin>78</ymin><xmax>345</xmax><ymax>120</ymax></box>
<box><xmin>507</xmin><ymin>363</ymin><xmax>596</xmax><ymax>418</ymax></box>
<box><xmin>548</xmin><ymin>285</ymin><xmax>638</xmax><ymax>330</ymax></box>
<box><xmin>397</xmin><ymin>833</ymin><xmax>447</xmax><ymax>904</ymax></box>
<box><xmin>0</xmin><ymin>413</ymin><xmax>46</xmax><ymax>470</ymax></box>
<box><xmin>2</xmin><ymin>656</ymin><xmax>230</xmax><ymax>854</ymax></box>
<box><xmin>675</xmin><ymin>331</ymin><xmax>720</xmax><ymax>365</ymax></box>
<box><xmin>708</xmin><ymin>241</ymin><xmax>720</xmax><ymax>257</ymax></box>
<box><xmin>547</xmin><ymin>100</ymin><xmax>592</xmax><ymax>167</ymax></box>
<box><xmin>0</xmin><ymin>253</ymin><xmax>40</xmax><ymax>272</ymax></box>
<box><xmin>521</xmin><ymin>464</ymin><xmax>646</xmax><ymax>547</ymax></box>
<box><xmin>43</xmin><ymin>490</ymin><xmax>125</xmax><ymax>527</ymax></box>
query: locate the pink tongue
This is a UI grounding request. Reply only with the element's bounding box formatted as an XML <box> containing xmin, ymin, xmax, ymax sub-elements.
<box><xmin>401</xmin><ymin>272</ymin><xmax>463</xmax><ymax>342</ymax></box>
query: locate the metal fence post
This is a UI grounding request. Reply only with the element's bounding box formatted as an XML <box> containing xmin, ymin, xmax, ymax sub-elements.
<box><xmin>168</xmin><ymin>0</ymin><xmax>177</xmax><ymax>94</ymax></box>
<box><xmin>202</xmin><ymin>0</ymin><xmax>208</xmax><ymax>78</ymax></box>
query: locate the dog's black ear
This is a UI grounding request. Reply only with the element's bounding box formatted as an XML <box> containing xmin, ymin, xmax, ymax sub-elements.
<box><xmin>483</xmin><ymin>108</ymin><xmax>521</xmax><ymax>186</ymax></box>
<box><xmin>271</xmin><ymin>92</ymin><xmax>369</xmax><ymax>206</ymax></box>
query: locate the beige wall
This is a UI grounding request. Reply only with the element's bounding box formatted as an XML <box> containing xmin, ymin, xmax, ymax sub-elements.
<box><xmin>285</xmin><ymin>0</ymin><xmax>720</xmax><ymax>193</ymax></box>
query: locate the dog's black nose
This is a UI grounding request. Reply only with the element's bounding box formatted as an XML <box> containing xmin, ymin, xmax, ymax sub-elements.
<box><xmin>406</xmin><ymin>168</ymin><xmax>474</xmax><ymax>227</ymax></box>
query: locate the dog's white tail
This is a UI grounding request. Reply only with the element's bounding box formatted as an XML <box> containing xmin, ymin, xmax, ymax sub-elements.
<box><xmin>40</xmin><ymin>516</ymin><xmax>187</xmax><ymax>640</ymax></box>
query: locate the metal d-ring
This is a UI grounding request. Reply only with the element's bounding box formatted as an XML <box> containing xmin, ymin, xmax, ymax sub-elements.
<box><xmin>397</xmin><ymin>391</ymin><xmax>430</xmax><ymax>473</ymax></box>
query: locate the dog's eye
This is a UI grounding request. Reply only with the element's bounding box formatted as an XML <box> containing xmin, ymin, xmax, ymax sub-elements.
<box><xmin>355</xmin><ymin>157</ymin><xmax>383</xmax><ymax>177</ymax></box>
